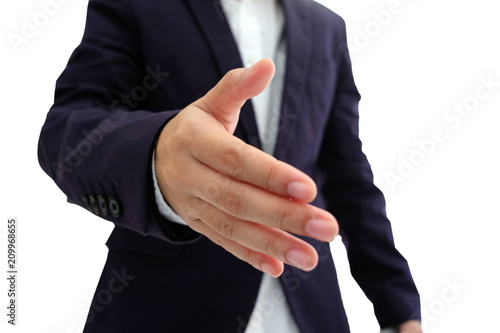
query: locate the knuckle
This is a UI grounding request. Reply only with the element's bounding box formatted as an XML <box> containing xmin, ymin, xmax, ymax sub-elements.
<box><xmin>192</xmin><ymin>218</ymin><xmax>226</xmax><ymax>248</ymax></box>
<box><xmin>262</xmin><ymin>235</ymin><xmax>277</xmax><ymax>258</ymax></box>
<box><xmin>246</xmin><ymin>148</ymin><xmax>279</xmax><ymax>192</ymax></box>
<box><xmin>209</xmin><ymin>233</ymin><xmax>228</xmax><ymax>249</ymax></box>
<box><xmin>239</xmin><ymin>246</ymin><xmax>253</xmax><ymax>264</ymax></box>
<box><xmin>191</xmin><ymin>197</ymin><xmax>238</xmax><ymax>240</ymax></box>
<box><xmin>221</xmin><ymin>187</ymin><xmax>244</xmax><ymax>216</ymax></box>
<box><xmin>263</xmin><ymin>160</ymin><xmax>279</xmax><ymax>191</ymax></box>
<box><xmin>192</xmin><ymin>196</ymin><xmax>209</xmax><ymax>216</ymax></box>
<box><xmin>223</xmin><ymin>69</ymin><xmax>239</xmax><ymax>87</ymax></box>
<box><xmin>215</xmin><ymin>216</ymin><xmax>236</xmax><ymax>239</ymax></box>
<box><xmin>277</xmin><ymin>203</ymin><xmax>294</xmax><ymax>231</ymax></box>
<box><xmin>220</xmin><ymin>146</ymin><xmax>243</xmax><ymax>177</ymax></box>
<box><xmin>201</xmin><ymin>177</ymin><xmax>223</xmax><ymax>198</ymax></box>
<box><xmin>186</xmin><ymin>218</ymin><xmax>204</xmax><ymax>234</ymax></box>
<box><xmin>211</xmin><ymin>233</ymin><xmax>225</xmax><ymax>247</ymax></box>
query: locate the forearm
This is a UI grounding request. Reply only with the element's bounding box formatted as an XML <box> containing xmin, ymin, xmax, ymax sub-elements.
<box><xmin>37</xmin><ymin>0</ymin><xmax>193</xmax><ymax>242</ymax></box>
<box><xmin>38</xmin><ymin>102</ymin><xmax>181</xmax><ymax>239</ymax></box>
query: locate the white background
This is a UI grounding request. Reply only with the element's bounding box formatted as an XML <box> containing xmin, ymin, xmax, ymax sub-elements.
<box><xmin>1</xmin><ymin>0</ymin><xmax>499</xmax><ymax>332</ymax></box>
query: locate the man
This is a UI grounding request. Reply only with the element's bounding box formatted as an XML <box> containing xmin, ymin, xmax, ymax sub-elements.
<box><xmin>38</xmin><ymin>0</ymin><xmax>422</xmax><ymax>331</ymax></box>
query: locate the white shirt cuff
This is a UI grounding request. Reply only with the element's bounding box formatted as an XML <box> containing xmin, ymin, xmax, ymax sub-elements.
<box><xmin>151</xmin><ymin>150</ymin><xmax>188</xmax><ymax>226</ymax></box>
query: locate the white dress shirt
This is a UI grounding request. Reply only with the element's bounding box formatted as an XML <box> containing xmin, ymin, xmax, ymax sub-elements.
<box><xmin>152</xmin><ymin>0</ymin><xmax>300</xmax><ymax>332</ymax></box>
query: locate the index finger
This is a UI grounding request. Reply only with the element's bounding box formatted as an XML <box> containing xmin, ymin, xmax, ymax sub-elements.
<box><xmin>190</xmin><ymin>126</ymin><xmax>317</xmax><ymax>203</ymax></box>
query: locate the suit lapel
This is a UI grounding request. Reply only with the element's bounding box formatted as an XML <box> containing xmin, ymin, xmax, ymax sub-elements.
<box><xmin>184</xmin><ymin>0</ymin><xmax>312</xmax><ymax>156</ymax></box>
<box><xmin>184</xmin><ymin>0</ymin><xmax>262</xmax><ymax>149</ymax></box>
<box><xmin>274</xmin><ymin>0</ymin><xmax>312</xmax><ymax>161</ymax></box>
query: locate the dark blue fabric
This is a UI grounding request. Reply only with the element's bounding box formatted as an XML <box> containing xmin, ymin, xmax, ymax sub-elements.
<box><xmin>37</xmin><ymin>0</ymin><xmax>421</xmax><ymax>331</ymax></box>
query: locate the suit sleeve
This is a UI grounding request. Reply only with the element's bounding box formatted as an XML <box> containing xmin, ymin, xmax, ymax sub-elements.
<box><xmin>317</xmin><ymin>18</ymin><xmax>421</xmax><ymax>327</ymax></box>
<box><xmin>37</xmin><ymin>0</ymin><xmax>199</xmax><ymax>243</ymax></box>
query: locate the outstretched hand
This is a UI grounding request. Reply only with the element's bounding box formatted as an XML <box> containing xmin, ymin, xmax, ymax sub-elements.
<box><xmin>155</xmin><ymin>58</ymin><xmax>338</xmax><ymax>277</ymax></box>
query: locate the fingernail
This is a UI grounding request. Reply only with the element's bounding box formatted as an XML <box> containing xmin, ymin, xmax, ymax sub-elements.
<box><xmin>306</xmin><ymin>219</ymin><xmax>335</xmax><ymax>241</ymax></box>
<box><xmin>286</xmin><ymin>249</ymin><xmax>313</xmax><ymax>271</ymax></box>
<box><xmin>287</xmin><ymin>181</ymin><xmax>312</xmax><ymax>201</ymax></box>
<box><xmin>260</xmin><ymin>262</ymin><xmax>278</xmax><ymax>277</ymax></box>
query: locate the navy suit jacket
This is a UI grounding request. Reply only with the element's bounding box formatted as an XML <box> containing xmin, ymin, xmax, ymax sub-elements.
<box><xmin>38</xmin><ymin>0</ymin><xmax>421</xmax><ymax>332</ymax></box>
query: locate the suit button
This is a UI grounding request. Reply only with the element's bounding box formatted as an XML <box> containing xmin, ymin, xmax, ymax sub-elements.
<box><xmin>98</xmin><ymin>196</ymin><xmax>108</xmax><ymax>216</ymax></box>
<box><xmin>108</xmin><ymin>197</ymin><xmax>121</xmax><ymax>217</ymax></box>
<box><xmin>82</xmin><ymin>196</ymin><xmax>93</xmax><ymax>212</ymax></box>
<box><xmin>89</xmin><ymin>196</ymin><xmax>100</xmax><ymax>215</ymax></box>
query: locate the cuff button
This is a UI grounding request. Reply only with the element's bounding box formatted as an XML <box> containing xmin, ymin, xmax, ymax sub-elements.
<box><xmin>89</xmin><ymin>196</ymin><xmax>100</xmax><ymax>215</ymax></box>
<box><xmin>98</xmin><ymin>196</ymin><xmax>108</xmax><ymax>216</ymax></box>
<box><xmin>108</xmin><ymin>197</ymin><xmax>121</xmax><ymax>218</ymax></box>
<box><xmin>82</xmin><ymin>196</ymin><xmax>93</xmax><ymax>212</ymax></box>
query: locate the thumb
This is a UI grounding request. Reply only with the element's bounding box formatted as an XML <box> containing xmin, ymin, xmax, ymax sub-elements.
<box><xmin>192</xmin><ymin>58</ymin><xmax>275</xmax><ymax>134</ymax></box>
